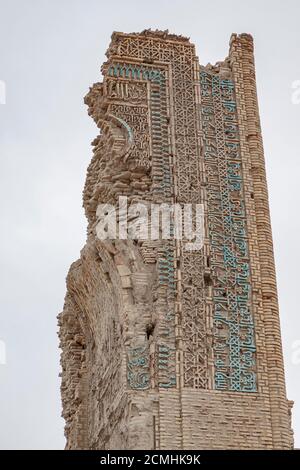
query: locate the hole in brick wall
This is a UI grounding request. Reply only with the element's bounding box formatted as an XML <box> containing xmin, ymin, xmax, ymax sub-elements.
<box><xmin>251</xmin><ymin>192</ymin><xmax>254</xmax><ymax>199</ymax></box>
<box><xmin>204</xmin><ymin>273</ymin><xmax>213</xmax><ymax>286</ymax></box>
<box><xmin>112</xmin><ymin>318</ymin><xmax>118</xmax><ymax>337</ymax></box>
<box><xmin>143</xmin><ymin>57</ymin><xmax>154</xmax><ymax>64</ymax></box>
<box><xmin>263</xmin><ymin>295</ymin><xmax>272</xmax><ymax>300</ymax></box>
<box><xmin>206</xmin><ymin>256</ymin><xmax>210</xmax><ymax>268</ymax></box>
<box><xmin>146</xmin><ymin>322</ymin><xmax>155</xmax><ymax>340</ymax></box>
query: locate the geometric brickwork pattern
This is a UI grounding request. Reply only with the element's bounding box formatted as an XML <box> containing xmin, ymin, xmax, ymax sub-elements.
<box><xmin>58</xmin><ymin>30</ymin><xmax>294</xmax><ymax>449</ymax></box>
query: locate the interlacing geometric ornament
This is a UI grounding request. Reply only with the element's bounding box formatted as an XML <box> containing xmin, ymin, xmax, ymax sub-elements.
<box><xmin>105</xmin><ymin>33</ymin><xmax>256</xmax><ymax>393</ymax></box>
<box><xmin>200</xmin><ymin>70</ymin><xmax>257</xmax><ymax>392</ymax></box>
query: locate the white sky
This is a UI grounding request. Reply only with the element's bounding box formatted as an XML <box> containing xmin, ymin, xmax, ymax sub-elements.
<box><xmin>0</xmin><ymin>0</ymin><xmax>299</xmax><ymax>449</ymax></box>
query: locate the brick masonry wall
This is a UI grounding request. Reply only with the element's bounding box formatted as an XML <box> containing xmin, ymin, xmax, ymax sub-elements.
<box><xmin>58</xmin><ymin>30</ymin><xmax>293</xmax><ymax>450</ymax></box>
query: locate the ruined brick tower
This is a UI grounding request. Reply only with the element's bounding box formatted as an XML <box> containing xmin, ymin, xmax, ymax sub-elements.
<box><xmin>58</xmin><ymin>30</ymin><xmax>293</xmax><ymax>449</ymax></box>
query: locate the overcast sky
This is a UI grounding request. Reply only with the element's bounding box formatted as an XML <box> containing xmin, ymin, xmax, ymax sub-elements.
<box><xmin>0</xmin><ymin>0</ymin><xmax>299</xmax><ymax>449</ymax></box>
